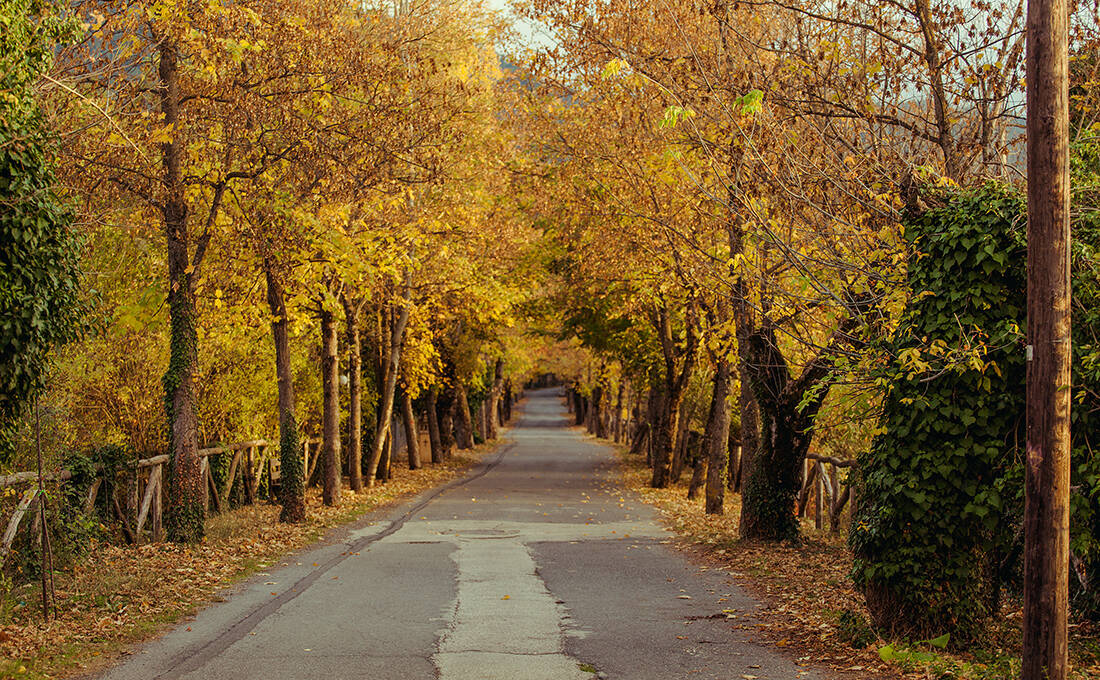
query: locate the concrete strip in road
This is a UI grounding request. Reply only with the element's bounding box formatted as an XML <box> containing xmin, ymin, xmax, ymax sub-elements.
<box><xmin>433</xmin><ymin>538</ymin><xmax>592</xmax><ymax>679</ymax></box>
<box><xmin>379</xmin><ymin>518</ymin><xmax>669</xmax><ymax>544</ymax></box>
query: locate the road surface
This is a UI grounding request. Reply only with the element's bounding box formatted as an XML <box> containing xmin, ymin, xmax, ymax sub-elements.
<box><xmin>95</xmin><ymin>388</ymin><xmax>817</xmax><ymax>680</ymax></box>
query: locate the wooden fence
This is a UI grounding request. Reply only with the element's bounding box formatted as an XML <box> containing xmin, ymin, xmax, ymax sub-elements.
<box><xmin>796</xmin><ymin>453</ymin><xmax>855</xmax><ymax>533</ymax></box>
<box><xmin>0</xmin><ymin>436</ymin><xmax>318</xmax><ymax>565</ymax></box>
<box><xmin>0</xmin><ymin>407</ymin><xmax>434</xmax><ymax>567</ymax></box>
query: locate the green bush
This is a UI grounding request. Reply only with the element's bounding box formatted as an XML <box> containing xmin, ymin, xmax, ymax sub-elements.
<box><xmin>851</xmin><ymin>183</ymin><xmax>1027</xmax><ymax>642</ymax></box>
<box><xmin>0</xmin><ymin>1</ymin><xmax>85</xmax><ymax>445</ymax></box>
<box><xmin>852</xmin><ymin>176</ymin><xmax>1100</xmax><ymax>640</ymax></box>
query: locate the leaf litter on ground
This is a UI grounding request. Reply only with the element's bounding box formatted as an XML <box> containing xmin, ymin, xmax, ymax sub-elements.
<box><xmin>609</xmin><ymin>443</ymin><xmax>1100</xmax><ymax>680</ymax></box>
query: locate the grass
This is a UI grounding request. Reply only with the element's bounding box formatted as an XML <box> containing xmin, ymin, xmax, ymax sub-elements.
<box><xmin>0</xmin><ymin>446</ymin><xmax>492</xmax><ymax>679</ymax></box>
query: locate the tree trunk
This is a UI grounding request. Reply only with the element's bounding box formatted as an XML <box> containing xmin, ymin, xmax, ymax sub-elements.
<box><xmin>402</xmin><ymin>389</ymin><xmax>421</xmax><ymax>470</ymax></box>
<box><xmin>687</xmin><ymin>434</ymin><xmax>706</xmax><ymax>500</ymax></box>
<box><xmin>160</xmin><ymin>41</ymin><xmax>204</xmax><ymax>543</ymax></box>
<box><xmin>713</xmin><ymin>0</ymin><xmax>761</xmax><ymax>513</ymax></box>
<box><xmin>739</xmin><ymin>329</ymin><xmax>836</xmax><ymax>541</ymax></box>
<box><xmin>485</xmin><ymin>359</ymin><xmax>504</xmax><ymax>440</ymax></box>
<box><xmin>503</xmin><ymin>380</ymin><xmax>514</xmax><ymax>422</ymax></box>
<box><xmin>427</xmin><ymin>387</ymin><xmax>443</xmax><ymax>464</ymax></box>
<box><xmin>588</xmin><ymin>385</ymin><xmax>602</xmax><ymax>436</ymax></box>
<box><xmin>265</xmin><ymin>261</ymin><xmax>304</xmax><ymax>523</ymax></box>
<box><xmin>740</xmin><ymin>408</ymin><xmax>803</xmax><ymax>539</ymax></box>
<box><xmin>613</xmin><ymin>381</ymin><xmax>625</xmax><ymax>443</ymax></box>
<box><xmin>646</xmin><ymin>388</ymin><xmax>664</xmax><ymax>468</ymax></box>
<box><xmin>477</xmin><ymin>400</ymin><xmax>488</xmax><ymax>441</ymax></box>
<box><xmin>343</xmin><ymin>297</ymin><xmax>363</xmax><ymax>493</ymax></box>
<box><xmin>365</xmin><ymin>299</ymin><xmax>411</xmax><ymax>486</ymax></box>
<box><xmin>704</xmin><ymin>359</ymin><xmax>732</xmax><ymax>514</ymax></box>
<box><xmin>376</xmin><ymin>426</ymin><xmax>391</xmax><ymax>482</ymax></box>
<box><xmin>438</xmin><ymin>385</ymin><xmax>457</xmax><ymax>459</ymax></box>
<box><xmin>320</xmin><ymin>306</ymin><xmax>341</xmax><ymax>506</ymax></box>
<box><xmin>670</xmin><ymin>403</ymin><xmax>693</xmax><ymax>483</ymax></box>
<box><xmin>729</xmin><ymin>437</ymin><xmax>742</xmax><ymax>492</ymax></box>
<box><xmin>598</xmin><ymin>384</ymin><xmax>612</xmax><ymax>439</ymax></box>
<box><xmin>629</xmin><ymin>421</ymin><xmax>650</xmax><ymax>457</ymax></box>
<box><xmin>650</xmin><ymin>305</ymin><xmax>698</xmax><ymax>488</ymax></box>
<box><xmin>1023</xmin><ymin>0</ymin><xmax>1072</xmax><ymax>674</ymax></box>
<box><xmin>733</xmin><ymin>378</ymin><xmax>756</xmax><ymax>493</ymax></box>
<box><xmin>456</xmin><ymin>384</ymin><xmax>475</xmax><ymax>449</ymax></box>
<box><xmin>651</xmin><ymin>396</ymin><xmax>680</xmax><ymax>487</ymax></box>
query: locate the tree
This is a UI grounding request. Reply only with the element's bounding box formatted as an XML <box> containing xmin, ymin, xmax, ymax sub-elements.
<box><xmin>0</xmin><ymin>0</ymin><xmax>84</xmax><ymax>437</ymax></box>
<box><xmin>850</xmin><ymin>184</ymin><xmax>1027</xmax><ymax>641</ymax></box>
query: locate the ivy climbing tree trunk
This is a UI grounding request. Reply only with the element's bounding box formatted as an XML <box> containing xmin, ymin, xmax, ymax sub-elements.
<box><xmin>160</xmin><ymin>40</ymin><xmax>204</xmax><ymax>543</ymax></box>
<box><xmin>265</xmin><ymin>260</ymin><xmax>304</xmax><ymax>523</ymax></box>
<box><xmin>320</xmin><ymin>305</ymin><xmax>341</xmax><ymax>506</ymax></box>
<box><xmin>703</xmin><ymin>359</ymin><xmax>732</xmax><ymax>514</ymax></box>
<box><xmin>740</xmin><ymin>326</ymin><xmax>842</xmax><ymax>540</ymax></box>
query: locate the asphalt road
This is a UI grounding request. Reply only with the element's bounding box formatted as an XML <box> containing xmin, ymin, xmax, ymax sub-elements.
<box><xmin>94</xmin><ymin>388</ymin><xmax>818</xmax><ymax>680</ymax></box>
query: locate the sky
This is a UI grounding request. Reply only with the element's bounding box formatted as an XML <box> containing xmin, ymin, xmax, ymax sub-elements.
<box><xmin>483</xmin><ymin>0</ymin><xmax>555</xmax><ymax>48</ymax></box>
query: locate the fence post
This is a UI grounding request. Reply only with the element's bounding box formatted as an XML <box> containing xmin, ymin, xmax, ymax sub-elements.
<box><xmin>815</xmin><ymin>469</ymin><xmax>823</xmax><ymax>530</ymax></box>
<box><xmin>152</xmin><ymin>464</ymin><xmax>163</xmax><ymax>542</ymax></box>
<box><xmin>200</xmin><ymin>456</ymin><xmax>209</xmax><ymax>513</ymax></box>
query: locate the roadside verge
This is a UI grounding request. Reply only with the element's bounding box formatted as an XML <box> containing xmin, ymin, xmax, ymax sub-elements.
<box><xmin>1</xmin><ymin>440</ymin><xmax>504</xmax><ymax>680</ymax></box>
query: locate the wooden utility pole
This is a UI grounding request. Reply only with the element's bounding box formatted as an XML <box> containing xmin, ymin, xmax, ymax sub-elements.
<box><xmin>1023</xmin><ymin>0</ymin><xmax>1072</xmax><ymax>675</ymax></box>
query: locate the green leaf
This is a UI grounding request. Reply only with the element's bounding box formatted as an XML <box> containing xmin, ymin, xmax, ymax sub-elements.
<box><xmin>658</xmin><ymin>105</ymin><xmax>696</xmax><ymax>129</ymax></box>
<box><xmin>733</xmin><ymin>89</ymin><xmax>764</xmax><ymax>115</ymax></box>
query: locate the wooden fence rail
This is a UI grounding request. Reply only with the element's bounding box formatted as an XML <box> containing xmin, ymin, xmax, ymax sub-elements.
<box><xmin>0</xmin><ymin>436</ymin><xmax>319</xmax><ymax>566</ymax></box>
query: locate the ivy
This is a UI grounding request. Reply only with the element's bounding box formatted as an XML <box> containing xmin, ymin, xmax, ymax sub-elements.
<box><xmin>1067</xmin><ymin>128</ymin><xmax>1100</xmax><ymax>618</ymax></box>
<box><xmin>852</xmin><ymin>176</ymin><xmax>1100</xmax><ymax>641</ymax></box>
<box><xmin>0</xmin><ymin>0</ymin><xmax>85</xmax><ymax>445</ymax></box>
<box><xmin>850</xmin><ymin>183</ymin><xmax>1027</xmax><ymax>643</ymax></box>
